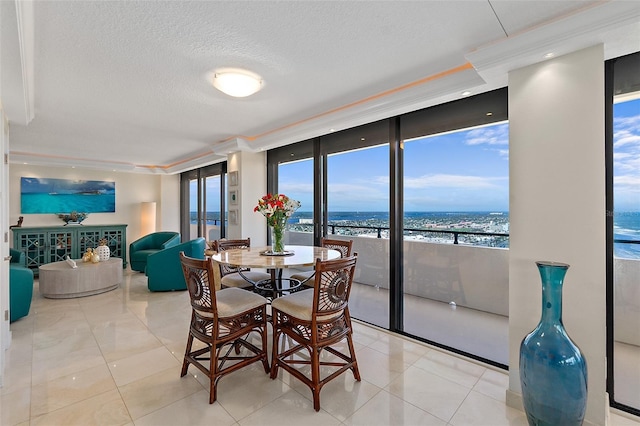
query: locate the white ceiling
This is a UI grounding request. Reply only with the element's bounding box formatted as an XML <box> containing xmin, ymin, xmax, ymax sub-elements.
<box><xmin>2</xmin><ymin>1</ymin><xmax>639</xmax><ymax>174</ymax></box>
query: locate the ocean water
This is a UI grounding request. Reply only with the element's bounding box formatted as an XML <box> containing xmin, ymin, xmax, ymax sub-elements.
<box><xmin>21</xmin><ymin>192</ymin><xmax>116</xmax><ymax>214</ymax></box>
<box><xmin>613</xmin><ymin>212</ymin><xmax>640</xmax><ymax>259</ymax></box>
<box><xmin>193</xmin><ymin>210</ymin><xmax>640</xmax><ymax>259</ymax></box>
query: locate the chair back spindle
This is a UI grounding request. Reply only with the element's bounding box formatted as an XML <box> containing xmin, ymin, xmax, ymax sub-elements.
<box><xmin>313</xmin><ymin>255</ymin><xmax>357</xmax><ymax>318</ymax></box>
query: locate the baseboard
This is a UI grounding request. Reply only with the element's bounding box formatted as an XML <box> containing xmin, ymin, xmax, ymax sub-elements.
<box><xmin>505</xmin><ymin>389</ymin><xmax>524</xmax><ymax>411</ymax></box>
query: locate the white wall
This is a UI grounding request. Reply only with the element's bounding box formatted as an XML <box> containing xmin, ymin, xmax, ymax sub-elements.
<box><xmin>8</xmin><ymin>164</ymin><xmax>175</xmax><ymax>247</ymax></box>
<box><xmin>159</xmin><ymin>174</ymin><xmax>180</xmax><ymax>233</ymax></box>
<box><xmin>507</xmin><ymin>45</ymin><xmax>607</xmax><ymax>425</ymax></box>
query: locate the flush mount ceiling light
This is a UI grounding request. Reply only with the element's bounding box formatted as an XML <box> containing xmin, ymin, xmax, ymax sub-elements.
<box><xmin>212</xmin><ymin>70</ymin><xmax>263</xmax><ymax>98</ymax></box>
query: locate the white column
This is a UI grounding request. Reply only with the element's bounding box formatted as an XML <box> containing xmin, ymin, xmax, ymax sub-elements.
<box><xmin>507</xmin><ymin>45</ymin><xmax>607</xmax><ymax>425</ymax></box>
<box><xmin>227</xmin><ymin>151</ymin><xmax>267</xmax><ymax>245</ymax></box>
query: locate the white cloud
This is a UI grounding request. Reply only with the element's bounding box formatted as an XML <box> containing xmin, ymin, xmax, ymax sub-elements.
<box><xmin>615</xmin><ymin>175</ymin><xmax>640</xmax><ymax>186</ymax></box>
<box><xmin>614</xmin><ymin>114</ymin><xmax>640</xmax><ymax>129</ymax></box>
<box><xmin>279</xmin><ymin>182</ymin><xmax>313</xmax><ymax>194</ymax></box>
<box><xmin>465</xmin><ymin>123</ymin><xmax>509</xmax><ymax>146</ymax></box>
<box><xmin>404</xmin><ymin>174</ymin><xmax>506</xmax><ymax>189</ymax></box>
<box><xmin>614</xmin><ymin>130</ymin><xmax>640</xmax><ymax>148</ymax></box>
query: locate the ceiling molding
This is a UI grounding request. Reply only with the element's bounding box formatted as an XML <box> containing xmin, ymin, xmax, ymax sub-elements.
<box><xmin>249</xmin><ymin>64</ymin><xmax>487</xmax><ymax>152</ymax></box>
<box><xmin>466</xmin><ymin>1</ymin><xmax>640</xmax><ymax>82</ymax></box>
<box><xmin>9</xmin><ymin>151</ymin><xmax>137</xmax><ymax>172</ymax></box>
<box><xmin>153</xmin><ymin>151</ymin><xmax>227</xmax><ymax>175</ymax></box>
<box><xmin>210</xmin><ymin>137</ymin><xmax>254</xmax><ymax>155</ymax></box>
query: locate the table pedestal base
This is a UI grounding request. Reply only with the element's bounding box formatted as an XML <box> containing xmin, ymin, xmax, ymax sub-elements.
<box><xmin>254</xmin><ymin>277</ymin><xmax>302</xmax><ymax>299</ymax></box>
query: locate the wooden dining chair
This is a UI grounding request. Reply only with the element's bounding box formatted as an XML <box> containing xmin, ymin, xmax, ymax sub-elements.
<box><xmin>270</xmin><ymin>255</ymin><xmax>360</xmax><ymax>411</ymax></box>
<box><xmin>179</xmin><ymin>252</ymin><xmax>270</xmax><ymax>404</ymax></box>
<box><xmin>290</xmin><ymin>238</ymin><xmax>353</xmax><ymax>286</ymax></box>
<box><xmin>212</xmin><ymin>238</ymin><xmax>271</xmax><ymax>289</ymax></box>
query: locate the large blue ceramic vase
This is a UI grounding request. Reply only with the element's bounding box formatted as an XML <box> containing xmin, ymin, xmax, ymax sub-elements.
<box><xmin>519</xmin><ymin>261</ymin><xmax>588</xmax><ymax>426</ymax></box>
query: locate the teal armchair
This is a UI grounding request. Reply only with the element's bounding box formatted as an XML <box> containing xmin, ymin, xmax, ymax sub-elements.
<box><xmin>129</xmin><ymin>231</ymin><xmax>180</xmax><ymax>272</ymax></box>
<box><xmin>9</xmin><ymin>248</ymin><xmax>33</xmax><ymax>322</ymax></box>
<box><xmin>146</xmin><ymin>237</ymin><xmax>206</xmax><ymax>291</ymax></box>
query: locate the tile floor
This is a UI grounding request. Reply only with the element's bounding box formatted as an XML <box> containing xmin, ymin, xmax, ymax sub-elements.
<box><xmin>2</xmin><ymin>269</ymin><xmax>639</xmax><ymax>426</ymax></box>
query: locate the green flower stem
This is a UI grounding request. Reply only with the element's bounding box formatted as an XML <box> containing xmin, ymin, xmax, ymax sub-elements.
<box><xmin>270</xmin><ymin>215</ymin><xmax>288</xmax><ymax>253</ymax></box>
<box><xmin>272</xmin><ymin>224</ymin><xmax>285</xmax><ymax>253</ymax></box>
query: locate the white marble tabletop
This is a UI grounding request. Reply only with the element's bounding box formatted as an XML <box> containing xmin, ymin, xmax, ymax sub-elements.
<box><xmin>209</xmin><ymin>245</ymin><xmax>340</xmax><ymax>269</ymax></box>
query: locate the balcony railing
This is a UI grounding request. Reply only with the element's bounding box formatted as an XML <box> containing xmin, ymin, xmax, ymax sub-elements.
<box><xmin>290</xmin><ymin>223</ymin><xmax>510</xmax><ymax>247</ymax></box>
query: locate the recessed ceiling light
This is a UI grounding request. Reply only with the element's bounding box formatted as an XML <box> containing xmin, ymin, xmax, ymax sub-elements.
<box><xmin>361</xmin><ymin>137</ymin><xmax>365</xmax><ymax>141</ymax></box>
<box><xmin>486</xmin><ymin>112</ymin><xmax>493</xmax><ymax>116</ymax></box>
<box><xmin>212</xmin><ymin>70</ymin><xmax>263</xmax><ymax>98</ymax></box>
<box><xmin>544</xmin><ymin>52</ymin><xmax>555</xmax><ymax>59</ymax></box>
<box><xmin>329</xmin><ymin>128</ymin><xmax>335</xmax><ymax>132</ymax></box>
<box><xmin>461</xmin><ymin>91</ymin><xmax>472</xmax><ymax>96</ymax></box>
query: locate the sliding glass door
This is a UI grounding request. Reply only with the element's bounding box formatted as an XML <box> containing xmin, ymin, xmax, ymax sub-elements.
<box><xmin>265</xmin><ymin>91</ymin><xmax>510</xmax><ymax>364</ymax></box>
<box><xmin>278</xmin><ymin>158</ymin><xmax>315</xmax><ymax>246</ymax></box>
<box><xmin>402</xmin><ymin>121</ymin><xmax>509</xmax><ymax>366</ymax></box>
<box><xmin>608</xmin><ymin>51</ymin><xmax>640</xmax><ymax>415</ymax></box>
<box><xmin>180</xmin><ymin>163</ymin><xmax>226</xmax><ymax>241</ymax></box>
<box><xmin>325</xmin><ymin>143</ymin><xmax>390</xmax><ymax>329</ymax></box>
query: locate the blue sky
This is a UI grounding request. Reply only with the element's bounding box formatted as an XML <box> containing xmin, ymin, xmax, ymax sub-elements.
<box><xmin>191</xmin><ymin>97</ymin><xmax>639</xmax><ymax>213</ymax></box>
<box><xmin>279</xmin><ymin>97</ymin><xmax>639</xmax><ymax>212</ymax></box>
<box><xmin>614</xmin><ymin>98</ymin><xmax>640</xmax><ymax>212</ymax></box>
<box><xmin>279</xmin><ymin>122</ymin><xmax>510</xmax><ymax>212</ymax></box>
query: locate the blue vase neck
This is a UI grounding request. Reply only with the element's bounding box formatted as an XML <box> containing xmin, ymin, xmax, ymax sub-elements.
<box><xmin>536</xmin><ymin>261</ymin><xmax>569</xmax><ymax>327</ymax></box>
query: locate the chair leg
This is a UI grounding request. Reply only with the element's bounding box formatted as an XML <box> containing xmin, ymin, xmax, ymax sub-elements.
<box><xmin>347</xmin><ymin>333</ymin><xmax>361</xmax><ymax>381</ymax></box>
<box><xmin>181</xmin><ymin>333</ymin><xmax>194</xmax><ymax>377</ymax></box>
<box><xmin>311</xmin><ymin>345</ymin><xmax>321</xmax><ymax>412</ymax></box>
<box><xmin>270</xmin><ymin>320</ymin><xmax>281</xmax><ymax>379</ymax></box>
<box><xmin>209</xmin><ymin>343</ymin><xmax>217</xmax><ymax>404</ymax></box>
<box><xmin>260</xmin><ymin>315</ymin><xmax>270</xmax><ymax>374</ymax></box>
<box><xmin>345</xmin><ymin>310</ymin><xmax>361</xmax><ymax>381</ymax></box>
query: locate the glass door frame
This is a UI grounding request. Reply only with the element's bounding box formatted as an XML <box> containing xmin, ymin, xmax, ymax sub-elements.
<box><xmin>180</xmin><ymin>162</ymin><xmax>227</xmax><ymax>241</ymax></box>
<box><xmin>605</xmin><ymin>52</ymin><xmax>640</xmax><ymax>417</ymax></box>
<box><xmin>265</xmin><ymin>88</ymin><xmax>510</xmax><ymax>366</ymax></box>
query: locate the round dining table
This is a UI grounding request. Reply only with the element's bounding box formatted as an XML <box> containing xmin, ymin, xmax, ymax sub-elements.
<box><xmin>209</xmin><ymin>244</ymin><xmax>341</xmax><ymax>297</ymax></box>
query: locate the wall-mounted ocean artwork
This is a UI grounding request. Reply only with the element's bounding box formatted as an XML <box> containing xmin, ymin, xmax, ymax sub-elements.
<box><xmin>21</xmin><ymin>177</ymin><xmax>116</xmax><ymax>214</ymax></box>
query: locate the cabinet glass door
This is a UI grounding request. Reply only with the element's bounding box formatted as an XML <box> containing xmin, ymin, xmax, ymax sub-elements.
<box><xmin>47</xmin><ymin>231</ymin><xmax>74</xmax><ymax>263</ymax></box>
<box><xmin>18</xmin><ymin>232</ymin><xmax>46</xmax><ymax>271</ymax></box>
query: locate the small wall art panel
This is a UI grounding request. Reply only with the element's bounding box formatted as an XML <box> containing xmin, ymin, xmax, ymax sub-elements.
<box><xmin>21</xmin><ymin>177</ymin><xmax>116</xmax><ymax>213</ymax></box>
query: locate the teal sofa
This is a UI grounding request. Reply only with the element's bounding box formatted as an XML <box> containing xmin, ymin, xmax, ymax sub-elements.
<box><xmin>129</xmin><ymin>231</ymin><xmax>180</xmax><ymax>273</ymax></box>
<box><xmin>146</xmin><ymin>237</ymin><xmax>206</xmax><ymax>291</ymax></box>
<box><xmin>9</xmin><ymin>248</ymin><xmax>34</xmax><ymax>322</ymax></box>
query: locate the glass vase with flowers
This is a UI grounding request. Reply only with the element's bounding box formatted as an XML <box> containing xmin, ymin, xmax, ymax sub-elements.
<box><xmin>254</xmin><ymin>193</ymin><xmax>301</xmax><ymax>254</ymax></box>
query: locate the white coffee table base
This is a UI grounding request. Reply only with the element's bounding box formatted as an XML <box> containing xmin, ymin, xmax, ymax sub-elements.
<box><xmin>39</xmin><ymin>257</ymin><xmax>123</xmax><ymax>299</ymax></box>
